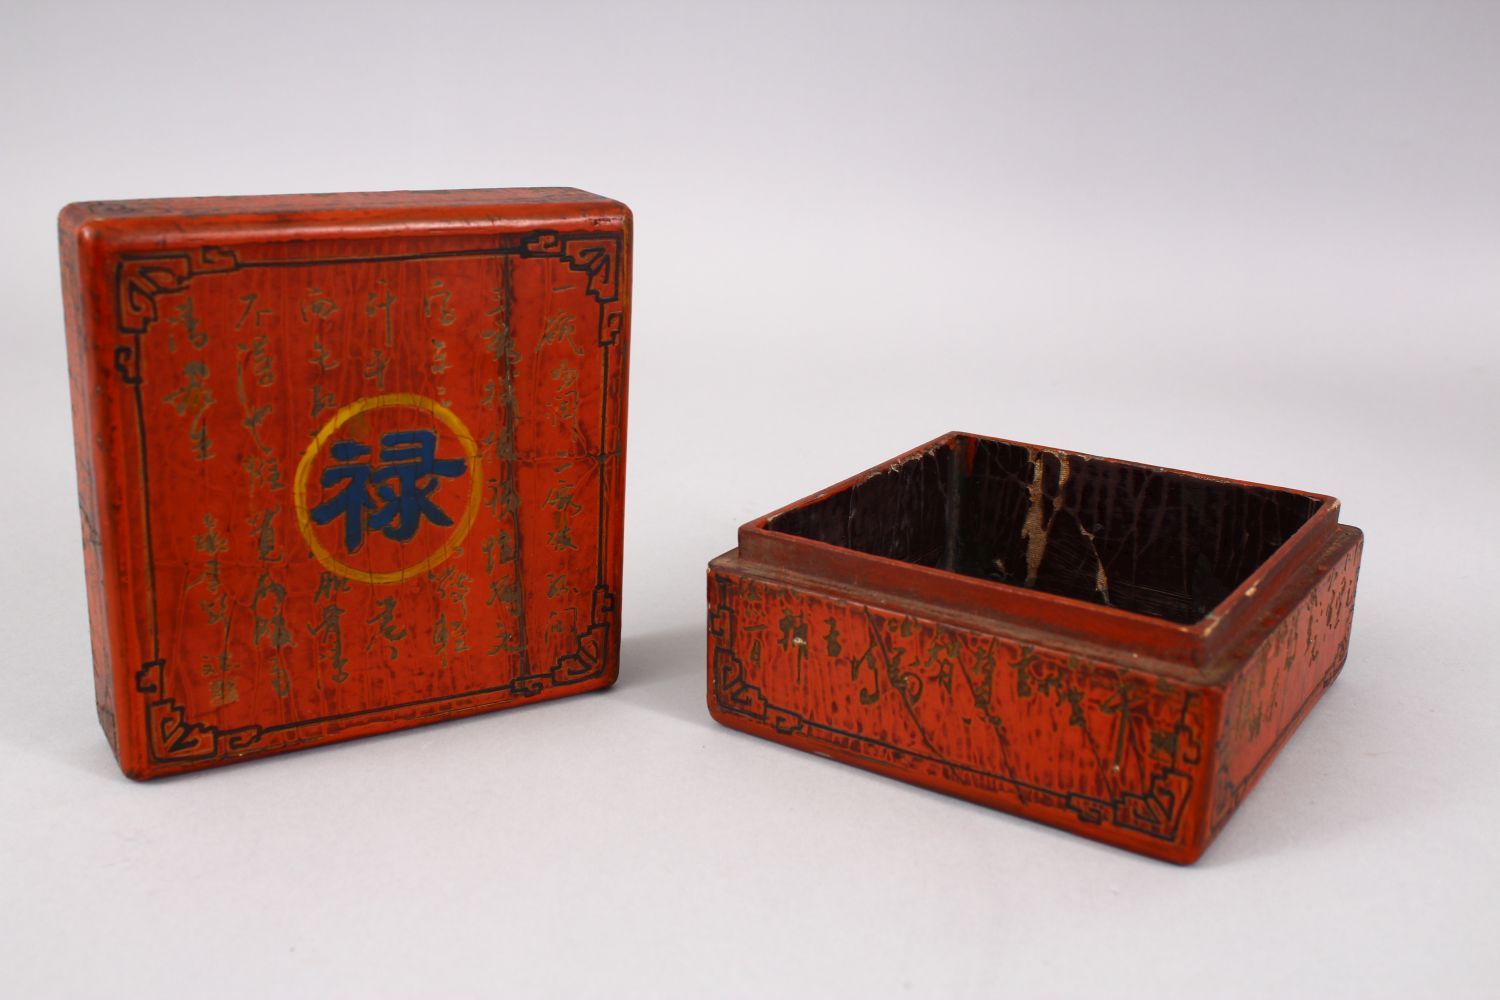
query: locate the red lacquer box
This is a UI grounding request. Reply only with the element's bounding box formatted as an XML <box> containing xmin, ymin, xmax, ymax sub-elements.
<box><xmin>59</xmin><ymin>188</ymin><xmax>631</xmax><ymax>778</ymax></box>
<box><xmin>707</xmin><ymin>432</ymin><xmax>1362</xmax><ymax>863</ymax></box>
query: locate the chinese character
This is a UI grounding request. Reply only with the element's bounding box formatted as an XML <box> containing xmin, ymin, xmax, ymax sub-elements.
<box><xmin>301</xmin><ymin>287</ymin><xmax>339</xmax><ymax>323</ymax></box>
<box><xmin>366</xmin><ymin>283</ymin><xmax>396</xmax><ymax>345</ymax></box>
<box><xmin>779</xmin><ymin>609</ymin><xmax>809</xmax><ymax>683</ymax></box>
<box><xmin>309</xmin><ymin>430</ymin><xmax>467</xmax><ymax>553</ymax></box>
<box><xmin>366</xmin><ymin>596</ymin><xmax>407</xmax><ymax>660</ymax></box>
<box><xmin>235</xmin><ymin>293</ymin><xmax>272</xmax><ymax>331</ymax></box>
<box><xmin>311</xmin><ymin>385</ymin><xmax>336</xmax><ymax>419</ymax></box>
<box><xmin>538</xmin><ymin>312</ymin><xmax>583</xmax><ymax>356</ymax></box>
<box><xmin>309</xmin><ymin>604</ymin><xmax>349</xmax><ymax>683</ymax></box>
<box><xmin>543</xmin><ymin>482</ymin><xmax>582</xmax><ymax>515</ymax></box>
<box><xmin>162</xmin><ymin>360</ymin><xmax>215</xmax><ymax>460</ymax></box>
<box><xmin>425</xmin><ymin>279</ymin><xmax>456</xmax><ymax>325</ymax></box>
<box><xmin>173</xmin><ymin>296</ymin><xmax>209</xmax><ymax>348</ymax></box>
<box><xmin>547</xmin><ymin>522</ymin><xmax>577</xmax><ymax>551</ymax></box>
<box><xmin>309</xmin><ymin>339</ymin><xmax>339</xmax><ymax>371</ymax></box>
<box><xmin>823</xmin><ymin>618</ymin><xmax>842</xmax><ymax>657</ymax></box>
<box><xmin>363</xmin><ymin>349</ymin><xmax>390</xmax><ymax>390</ymax></box>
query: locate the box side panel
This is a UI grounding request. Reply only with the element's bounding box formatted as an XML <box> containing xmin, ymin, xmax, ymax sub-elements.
<box><xmin>1209</xmin><ymin>526</ymin><xmax>1364</xmax><ymax>836</ymax></box>
<box><xmin>707</xmin><ymin>558</ymin><xmax>1218</xmax><ymax>863</ymax></box>
<box><xmin>59</xmin><ymin>212</ymin><xmax>126</xmax><ymax>761</ymax></box>
<box><xmin>597</xmin><ymin>210</ymin><xmax>630</xmax><ymax>687</ymax></box>
<box><xmin>64</xmin><ymin>210</ymin><xmax>628</xmax><ymax>778</ymax></box>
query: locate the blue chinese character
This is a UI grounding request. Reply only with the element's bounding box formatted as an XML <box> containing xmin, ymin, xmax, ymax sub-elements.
<box><xmin>309</xmin><ymin>430</ymin><xmax>466</xmax><ymax>553</ymax></box>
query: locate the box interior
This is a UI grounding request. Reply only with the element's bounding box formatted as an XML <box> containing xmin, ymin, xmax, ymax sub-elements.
<box><xmin>766</xmin><ymin>435</ymin><xmax>1323</xmax><ymax>624</ymax></box>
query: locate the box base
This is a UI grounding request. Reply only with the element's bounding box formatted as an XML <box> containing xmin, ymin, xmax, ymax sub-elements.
<box><xmin>707</xmin><ymin>523</ymin><xmax>1362</xmax><ymax>863</ymax></box>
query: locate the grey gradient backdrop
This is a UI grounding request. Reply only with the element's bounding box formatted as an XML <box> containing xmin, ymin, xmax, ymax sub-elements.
<box><xmin>1</xmin><ymin>1</ymin><xmax>1496</xmax><ymax>996</ymax></box>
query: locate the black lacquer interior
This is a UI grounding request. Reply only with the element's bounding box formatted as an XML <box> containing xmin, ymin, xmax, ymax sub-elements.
<box><xmin>767</xmin><ymin>435</ymin><xmax>1322</xmax><ymax>624</ymax></box>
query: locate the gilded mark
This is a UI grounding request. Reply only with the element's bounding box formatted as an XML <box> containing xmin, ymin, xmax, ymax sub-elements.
<box><xmin>365</xmin><ymin>281</ymin><xmax>396</xmax><ymax>346</ymax></box>
<box><xmin>251</xmin><ymin>571</ymin><xmax>294</xmax><ymax>650</ymax></box>
<box><xmin>311</xmin><ymin>571</ymin><xmax>351</xmax><ymax>683</ymax></box>
<box><xmin>199</xmin><ymin>605</ymin><xmax>240</xmax><ymax>706</ymax></box>
<box><xmin>201</xmin><ymin>644</ymin><xmax>240</xmax><ymax>707</ymax></box>
<box><xmin>953</xmin><ymin>636</ymin><xmax>1030</xmax><ymax>801</ymax></box>
<box><xmin>923</xmin><ymin>632</ymin><xmax>958</xmax><ymax>695</ymax></box>
<box><xmin>162</xmin><ymin>360</ymin><xmax>215</xmax><ymax>460</ymax></box>
<box><xmin>1096</xmin><ymin>676</ymin><xmax>1154</xmax><ymax>791</ymax></box>
<box><xmin>548</xmin><ymin>361</ymin><xmax>582</xmax><ymax>441</ymax></box>
<box><xmin>362</xmin><ymin>349</ymin><xmax>390</xmax><ymax>390</ymax></box>
<box><xmin>188</xmin><ymin>514</ymin><xmax>230</xmax><ymax>625</ymax></box>
<box><xmin>424</xmin><ymin>279</ymin><xmax>456</xmax><ymax>326</ymax></box>
<box><xmin>246</xmin><ymin>505</ymin><xmax>282</xmax><ymax>563</ymax></box>
<box><xmin>544</xmin><ymin>481</ymin><xmax>581</xmax><ymax>552</ymax></box>
<box><xmin>546</xmin><ymin>571</ymin><xmax>579</xmax><ymax>601</ymax></box>
<box><xmin>862</xmin><ymin>609</ymin><xmax>939</xmax><ymax>752</ymax></box>
<box><xmin>309</xmin><ymin>339</ymin><xmax>339</xmax><ymax>371</ymax></box>
<box><xmin>172</xmin><ymin>296</ymin><xmax>209</xmax><ymax>348</ymax></box>
<box><xmin>242</xmin><ymin>335</ymin><xmax>275</xmax><ymax>386</ymax></box>
<box><xmin>309</xmin><ymin>603</ymin><xmax>349</xmax><ymax>683</ymax></box>
<box><xmin>538</xmin><ymin>312</ymin><xmax>583</xmax><ymax>356</ymax></box>
<box><xmin>851</xmin><ymin>643</ymin><xmax>881</xmax><ymax>704</ymax></box>
<box><xmin>235</xmin><ymin>292</ymin><xmax>272</xmax><ymax>331</ymax></box>
<box><xmin>300</xmin><ymin>287</ymin><xmax>338</xmax><ymax>324</ymax></box>
<box><xmin>778</xmin><ymin>609</ymin><xmax>810</xmax><ymax>682</ymax></box>
<box><xmin>235</xmin><ymin>339</ymin><xmax>285</xmax><ymax>494</ymax></box>
<box><xmin>366</xmin><ymin>596</ymin><xmax>408</xmax><ymax>660</ymax></box>
<box><xmin>311</xmin><ymin>385</ymin><xmax>336</xmax><ymax>420</ymax></box>
<box><xmin>431</xmin><ymin>564</ymin><xmax>472</xmax><ymax>665</ymax></box>
<box><xmin>253</xmin><ymin>558</ymin><xmax>295</xmax><ymax>699</ymax></box>
<box><xmin>823</xmin><ymin>617</ymin><xmax>842</xmax><ymax>656</ymax></box>
<box><xmin>268</xmin><ymin>661</ymin><xmax>292</xmax><ymax>697</ymax></box>
<box><xmin>1007</xmin><ymin>645</ymin><xmax>1039</xmax><ymax>697</ymax></box>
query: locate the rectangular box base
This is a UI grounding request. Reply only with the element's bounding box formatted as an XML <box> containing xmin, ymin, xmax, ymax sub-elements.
<box><xmin>707</xmin><ymin>434</ymin><xmax>1362</xmax><ymax>863</ymax></box>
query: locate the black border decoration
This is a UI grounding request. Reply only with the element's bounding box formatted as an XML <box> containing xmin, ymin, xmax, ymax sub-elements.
<box><xmin>708</xmin><ymin>572</ymin><xmax>1205</xmax><ymax>845</ymax></box>
<box><xmin>116</xmin><ymin>231</ymin><xmax>625</xmax><ymax>765</ymax></box>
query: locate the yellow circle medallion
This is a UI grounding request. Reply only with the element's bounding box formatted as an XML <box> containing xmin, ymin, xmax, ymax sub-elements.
<box><xmin>293</xmin><ymin>393</ymin><xmax>483</xmax><ymax>585</ymax></box>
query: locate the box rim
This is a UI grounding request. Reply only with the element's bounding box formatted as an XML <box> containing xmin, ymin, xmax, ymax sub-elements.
<box><xmin>60</xmin><ymin>187</ymin><xmax>632</xmax><ymax>254</ymax></box>
<box><xmin>736</xmin><ymin>430</ymin><xmax>1343</xmax><ymax>668</ymax></box>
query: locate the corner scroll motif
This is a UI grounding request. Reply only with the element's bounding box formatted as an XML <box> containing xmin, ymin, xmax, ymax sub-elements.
<box><xmin>520</xmin><ymin>231</ymin><xmax>623</xmax><ymax>345</ymax></box>
<box><xmin>116</xmin><ymin>246</ymin><xmax>240</xmax><ymax>335</ymax></box>
<box><xmin>709</xmin><ymin>575</ymin><xmax>768</xmax><ymax>718</ymax></box>
<box><xmin>551</xmin><ymin>585</ymin><xmax>616</xmax><ymax>683</ymax></box>
<box><xmin>1114</xmin><ymin>702</ymin><xmax>1201</xmax><ymax>840</ymax></box>
<box><xmin>136</xmin><ymin>659</ymin><xmax>264</xmax><ymax>763</ymax></box>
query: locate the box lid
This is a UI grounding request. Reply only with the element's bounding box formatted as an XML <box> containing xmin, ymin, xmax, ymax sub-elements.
<box><xmin>60</xmin><ymin>187</ymin><xmax>631</xmax><ymax>776</ymax></box>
